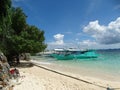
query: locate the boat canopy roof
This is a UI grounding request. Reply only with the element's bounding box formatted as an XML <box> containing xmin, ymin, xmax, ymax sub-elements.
<box><xmin>53</xmin><ymin>48</ymin><xmax>93</xmax><ymax>52</ymax></box>
<box><xmin>54</xmin><ymin>48</ymin><xmax>82</xmax><ymax>52</ymax></box>
<box><xmin>54</xmin><ymin>48</ymin><xmax>65</xmax><ymax>51</ymax></box>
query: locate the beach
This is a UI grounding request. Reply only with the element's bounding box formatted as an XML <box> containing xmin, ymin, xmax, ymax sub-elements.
<box><xmin>13</xmin><ymin>60</ymin><xmax>120</xmax><ymax>90</ymax></box>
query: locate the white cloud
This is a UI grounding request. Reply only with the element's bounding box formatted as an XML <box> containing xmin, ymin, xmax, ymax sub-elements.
<box><xmin>77</xmin><ymin>40</ymin><xmax>97</xmax><ymax>49</ymax></box>
<box><xmin>77</xmin><ymin>40</ymin><xmax>120</xmax><ymax>49</ymax></box>
<box><xmin>47</xmin><ymin>17</ymin><xmax>120</xmax><ymax>50</ymax></box>
<box><xmin>53</xmin><ymin>34</ymin><xmax>64</xmax><ymax>45</ymax></box>
<box><xmin>47</xmin><ymin>34</ymin><xmax>65</xmax><ymax>50</ymax></box>
<box><xmin>81</xmin><ymin>40</ymin><xmax>97</xmax><ymax>46</ymax></box>
<box><xmin>83</xmin><ymin>17</ymin><xmax>120</xmax><ymax>44</ymax></box>
<box><xmin>47</xmin><ymin>33</ymin><xmax>81</xmax><ymax>50</ymax></box>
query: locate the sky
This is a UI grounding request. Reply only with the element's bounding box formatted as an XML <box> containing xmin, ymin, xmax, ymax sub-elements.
<box><xmin>12</xmin><ymin>0</ymin><xmax>120</xmax><ymax>50</ymax></box>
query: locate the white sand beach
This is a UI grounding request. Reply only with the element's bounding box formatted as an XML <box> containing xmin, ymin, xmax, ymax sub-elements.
<box><xmin>14</xmin><ymin>61</ymin><xmax>120</xmax><ymax>90</ymax></box>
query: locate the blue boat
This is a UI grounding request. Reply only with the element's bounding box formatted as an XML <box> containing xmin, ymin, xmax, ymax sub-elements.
<box><xmin>51</xmin><ymin>48</ymin><xmax>98</xmax><ymax>60</ymax></box>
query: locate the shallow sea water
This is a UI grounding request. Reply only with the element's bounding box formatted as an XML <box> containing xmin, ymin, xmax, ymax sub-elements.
<box><xmin>31</xmin><ymin>49</ymin><xmax>120</xmax><ymax>81</ymax></box>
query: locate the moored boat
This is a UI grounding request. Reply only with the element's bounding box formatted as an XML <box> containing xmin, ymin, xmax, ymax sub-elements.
<box><xmin>50</xmin><ymin>48</ymin><xmax>98</xmax><ymax>60</ymax></box>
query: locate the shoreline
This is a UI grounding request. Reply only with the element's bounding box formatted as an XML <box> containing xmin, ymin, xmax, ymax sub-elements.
<box><xmin>31</xmin><ymin>59</ymin><xmax>120</xmax><ymax>82</ymax></box>
<box><xmin>14</xmin><ymin>60</ymin><xmax>120</xmax><ymax>90</ymax></box>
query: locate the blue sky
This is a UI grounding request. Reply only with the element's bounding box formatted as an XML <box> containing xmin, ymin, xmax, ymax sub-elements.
<box><xmin>12</xmin><ymin>0</ymin><xmax>120</xmax><ymax>49</ymax></box>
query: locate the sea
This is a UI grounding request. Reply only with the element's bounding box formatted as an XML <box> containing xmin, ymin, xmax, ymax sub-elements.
<box><xmin>31</xmin><ymin>49</ymin><xmax>120</xmax><ymax>81</ymax></box>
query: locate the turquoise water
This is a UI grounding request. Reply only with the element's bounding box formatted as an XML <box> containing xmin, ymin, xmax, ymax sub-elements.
<box><xmin>31</xmin><ymin>49</ymin><xmax>120</xmax><ymax>80</ymax></box>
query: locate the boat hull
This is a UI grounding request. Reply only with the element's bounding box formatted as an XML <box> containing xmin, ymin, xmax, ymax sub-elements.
<box><xmin>51</xmin><ymin>54</ymin><xmax>74</xmax><ymax>60</ymax></box>
<box><xmin>51</xmin><ymin>51</ymin><xmax>98</xmax><ymax>60</ymax></box>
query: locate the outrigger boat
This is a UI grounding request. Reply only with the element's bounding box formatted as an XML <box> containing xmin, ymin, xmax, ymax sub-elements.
<box><xmin>50</xmin><ymin>48</ymin><xmax>98</xmax><ymax>60</ymax></box>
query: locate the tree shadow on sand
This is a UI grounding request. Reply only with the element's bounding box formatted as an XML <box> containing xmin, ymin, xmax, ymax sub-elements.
<box><xmin>12</xmin><ymin>61</ymin><xmax>34</xmax><ymax>68</ymax></box>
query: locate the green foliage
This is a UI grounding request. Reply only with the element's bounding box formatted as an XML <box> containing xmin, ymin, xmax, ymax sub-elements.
<box><xmin>0</xmin><ymin>0</ymin><xmax>47</xmax><ymax>61</ymax></box>
<box><xmin>11</xmin><ymin>7</ymin><xmax>27</xmax><ymax>35</ymax></box>
<box><xmin>0</xmin><ymin>0</ymin><xmax>11</xmax><ymax>18</ymax></box>
<box><xmin>20</xmin><ymin>25</ymin><xmax>47</xmax><ymax>53</ymax></box>
<box><xmin>0</xmin><ymin>0</ymin><xmax>13</xmax><ymax>55</ymax></box>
